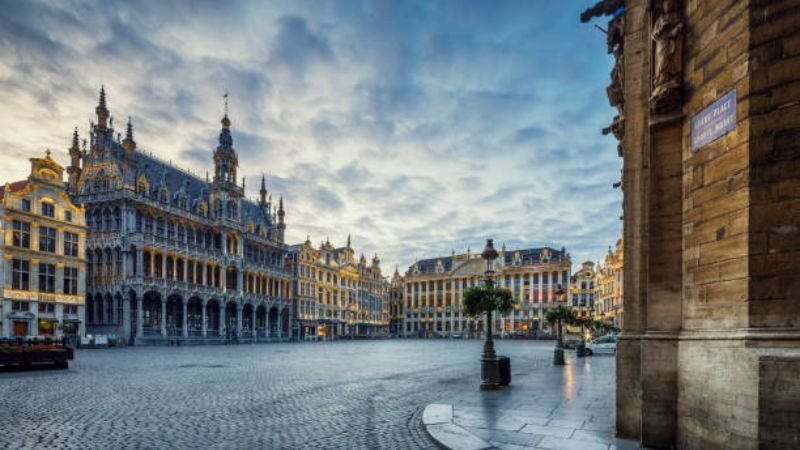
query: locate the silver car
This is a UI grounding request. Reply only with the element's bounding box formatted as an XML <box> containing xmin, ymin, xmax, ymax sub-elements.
<box><xmin>585</xmin><ymin>335</ymin><xmax>617</xmax><ymax>355</ymax></box>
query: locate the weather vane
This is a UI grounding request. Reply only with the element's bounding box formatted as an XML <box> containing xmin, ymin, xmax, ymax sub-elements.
<box><xmin>224</xmin><ymin>89</ymin><xmax>229</xmax><ymax>116</ymax></box>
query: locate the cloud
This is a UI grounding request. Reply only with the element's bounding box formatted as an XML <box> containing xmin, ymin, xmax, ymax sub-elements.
<box><xmin>268</xmin><ymin>15</ymin><xmax>334</xmax><ymax>78</ymax></box>
<box><xmin>0</xmin><ymin>0</ymin><xmax>622</xmax><ymax>275</ymax></box>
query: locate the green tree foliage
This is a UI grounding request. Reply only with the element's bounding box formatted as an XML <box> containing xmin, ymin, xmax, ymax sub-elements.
<box><xmin>544</xmin><ymin>306</ymin><xmax>577</xmax><ymax>327</ymax></box>
<box><xmin>462</xmin><ymin>285</ymin><xmax>514</xmax><ymax>317</ymax></box>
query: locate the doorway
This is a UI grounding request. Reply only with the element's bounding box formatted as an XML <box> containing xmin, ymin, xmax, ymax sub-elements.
<box><xmin>13</xmin><ymin>321</ymin><xmax>28</xmax><ymax>337</ymax></box>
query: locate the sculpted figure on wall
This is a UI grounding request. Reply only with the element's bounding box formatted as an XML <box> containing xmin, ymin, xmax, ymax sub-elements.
<box><xmin>650</xmin><ymin>0</ymin><xmax>684</xmax><ymax>114</ymax></box>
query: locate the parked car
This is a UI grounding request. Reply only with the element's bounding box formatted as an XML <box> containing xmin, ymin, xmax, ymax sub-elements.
<box><xmin>450</xmin><ymin>333</ymin><xmax>463</xmax><ymax>339</ymax></box>
<box><xmin>585</xmin><ymin>335</ymin><xmax>617</xmax><ymax>355</ymax></box>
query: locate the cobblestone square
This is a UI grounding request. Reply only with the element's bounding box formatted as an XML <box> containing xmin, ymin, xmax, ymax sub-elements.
<box><xmin>0</xmin><ymin>340</ymin><xmax>614</xmax><ymax>449</ymax></box>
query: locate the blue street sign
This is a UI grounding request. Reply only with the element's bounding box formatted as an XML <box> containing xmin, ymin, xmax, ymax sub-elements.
<box><xmin>691</xmin><ymin>89</ymin><xmax>737</xmax><ymax>152</ymax></box>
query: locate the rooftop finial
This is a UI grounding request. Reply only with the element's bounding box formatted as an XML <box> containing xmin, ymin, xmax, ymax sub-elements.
<box><xmin>122</xmin><ymin>116</ymin><xmax>136</xmax><ymax>151</ymax></box>
<box><xmin>99</xmin><ymin>85</ymin><xmax>106</xmax><ymax>109</ymax></box>
<box><xmin>71</xmin><ymin>127</ymin><xmax>80</xmax><ymax>150</ymax></box>
<box><xmin>259</xmin><ymin>174</ymin><xmax>267</xmax><ymax>204</ymax></box>
<box><xmin>96</xmin><ymin>85</ymin><xmax>110</xmax><ymax>129</ymax></box>
<box><xmin>224</xmin><ymin>89</ymin><xmax>229</xmax><ymax>116</ymax></box>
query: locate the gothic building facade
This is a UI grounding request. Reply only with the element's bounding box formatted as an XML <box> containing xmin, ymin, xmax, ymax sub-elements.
<box><xmin>70</xmin><ymin>88</ymin><xmax>292</xmax><ymax>345</ymax></box>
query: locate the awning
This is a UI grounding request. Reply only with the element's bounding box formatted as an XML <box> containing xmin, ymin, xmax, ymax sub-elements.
<box><xmin>300</xmin><ymin>320</ymin><xmax>318</xmax><ymax>327</ymax></box>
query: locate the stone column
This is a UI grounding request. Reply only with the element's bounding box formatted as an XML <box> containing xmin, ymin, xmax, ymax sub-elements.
<box><xmin>236</xmin><ymin>304</ymin><xmax>243</xmax><ymax>338</ymax></box>
<box><xmin>122</xmin><ymin>296</ymin><xmax>131</xmax><ymax>342</ymax></box>
<box><xmin>55</xmin><ymin>303</ymin><xmax>64</xmax><ymax>338</ymax></box>
<box><xmin>136</xmin><ymin>248</ymin><xmax>144</xmax><ymax>279</ymax></box>
<box><xmin>78</xmin><ymin>304</ymin><xmax>86</xmax><ymax>337</ymax></box>
<box><xmin>183</xmin><ymin>258</ymin><xmax>188</xmax><ymax>284</ymax></box>
<box><xmin>251</xmin><ymin>306</ymin><xmax>256</xmax><ymax>340</ymax></box>
<box><xmin>136</xmin><ymin>294</ymin><xmax>143</xmax><ymax>339</ymax></box>
<box><xmin>219</xmin><ymin>303</ymin><xmax>226</xmax><ymax>337</ymax></box>
<box><xmin>160</xmin><ymin>297</ymin><xmax>167</xmax><ymax>337</ymax></box>
<box><xmin>182</xmin><ymin>297</ymin><xmax>188</xmax><ymax>338</ymax></box>
<box><xmin>201</xmin><ymin>299</ymin><xmax>208</xmax><ymax>338</ymax></box>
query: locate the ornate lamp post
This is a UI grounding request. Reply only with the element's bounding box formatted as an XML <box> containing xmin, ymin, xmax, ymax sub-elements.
<box><xmin>480</xmin><ymin>239</ymin><xmax>500</xmax><ymax>391</ymax></box>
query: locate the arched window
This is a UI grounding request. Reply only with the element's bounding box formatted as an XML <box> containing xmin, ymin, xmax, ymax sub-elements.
<box><xmin>214</xmin><ymin>199</ymin><xmax>223</xmax><ymax>218</ymax></box>
<box><xmin>227</xmin><ymin>200</ymin><xmax>238</xmax><ymax>218</ymax></box>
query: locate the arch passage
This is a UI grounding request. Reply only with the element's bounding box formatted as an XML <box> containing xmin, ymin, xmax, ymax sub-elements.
<box><xmin>187</xmin><ymin>297</ymin><xmax>203</xmax><ymax>336</ymax></box>
<box><xmin>142</xmin><ymin>291</ymin><xmax>162</xmax><ymax>335</ymax></box>
<box><xmin>206</xmin><ymin>299</ymin><xmax>220</xmax><ymax>335</ymax></box>
<box><xmin>166</xmin><ymin>294</ymin><xmax>183</xmax><ymax>336</ymax></box>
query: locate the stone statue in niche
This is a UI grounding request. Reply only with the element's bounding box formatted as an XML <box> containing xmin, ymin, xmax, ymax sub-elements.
<box><xmin>650</xmin><ymin>0</ymin><xmax>684</xmax><ymax>114</ymax></box>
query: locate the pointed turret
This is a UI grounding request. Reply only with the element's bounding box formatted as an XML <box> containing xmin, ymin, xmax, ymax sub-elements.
<box><xmin>122</xmin><ymin>117</ymin><xmax>136</xmax><ymax>152</ymax></box>
<box><xmin>275</xmin><ymin>195</ymin><xmax>286</xmax><ymax>244</ymax></box>
<box><xmin>67</xmin><ymin>128</ymin><xmax>82</xmax><ymax>191</ymax></box>
<box><xmin>212</xmin><ymin>92</ymin><xmax>238</xmax><ymax>187</ymax></box>
<box><xmin>259</xmin><ymin>175</ymin><xmax>267</xmax><ymax>205</ymax></box>
<box><xmin>372</xmin><ymin>253</ymin><xmax>380</xmax><ymax>267</ymax></box>
<box><xmin>96</xmin><ymin>86</ymin><xmax>109</xmax><ymax>130</ymax></box>
<box><xmin>347</xmin><ymin>234</ymin><xmax>351</xmax><ymax>248</ymax></box>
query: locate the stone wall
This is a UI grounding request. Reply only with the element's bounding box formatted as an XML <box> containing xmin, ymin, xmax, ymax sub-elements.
<box><xmin>613</xmin><ymin>0</ymin><xmax>800</xmax><ymax>448</ymax></box>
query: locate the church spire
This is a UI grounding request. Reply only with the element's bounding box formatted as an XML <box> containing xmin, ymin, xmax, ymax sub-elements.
<box><xmin>259</xmin><ymin>174</ymin><xmax>267</xmax><ymax>205</ymax></box>
<box><xmin>278</xmin><ymin>196</ymin><xmax>285</xmax><ymax>224</ymax></box>
<box><xmin>213</xmin><ymin>90</ymin><xmax>238</xmax><ymax>186</ymax></box>
<box><xmin>122</xmin><ymin>116</ymin><xmax>136</xmax><ymax>151</ymax></box>
<box><xmin>96</xmin><ymin>86</ymin><xmax>109</xmax><ymax>130</ymax></box>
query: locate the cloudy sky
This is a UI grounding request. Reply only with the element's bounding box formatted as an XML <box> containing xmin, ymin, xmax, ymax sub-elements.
<box><xmin>0</xmin><ymin>0</ymin><xmax>621</xmax><ymax>273</ymax></box>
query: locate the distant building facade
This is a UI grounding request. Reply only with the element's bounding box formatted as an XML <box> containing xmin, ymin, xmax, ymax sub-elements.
<box><xmin>287</xmin><ymin>236</ymin><xmax>389</xmax><ymax>340</ymax></box>
<box><xmin>570</xmin><ymin>261</ymin><xmax>596</xmax><ymax>318</ymax></box>
<box><xmin>403</xmin><ymin>245</ymin><xmax>571</xmax><ymax>337</ymax></box>
<box><xmin>69</xmin><ymin>88</ymin><xmax>292</xmax><ymax>344</ymax></box>
<box><xmin>592</xmin><ymin>237</ymin><xmax>623</xmax><ymax>328</ymax></box>
<box><xmin>1</xmin><ymin>151</ymin><xmax>86</xmax><ymax>338</ymax></box>
<box><xmin>387</xmin><ymin>268</ymin><xmax>404</xmax><ymax>336</ymax></box>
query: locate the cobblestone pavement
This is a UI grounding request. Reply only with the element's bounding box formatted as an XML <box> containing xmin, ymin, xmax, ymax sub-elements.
<box><xmin>0</xmin><ymin>340</ymin><xmax>575</xmax><ymax>449</ymax></box>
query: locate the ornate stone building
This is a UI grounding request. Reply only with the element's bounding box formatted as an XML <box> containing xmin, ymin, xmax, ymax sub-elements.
<box><xmin>583</xmin><ymin>1</ymin><xmax>800</xmax><ymax>448</ymax></box>
<box><xmin>287</xmin><ymin>236</ymin><xmax>389</xmax><ymax>340</ymax></box>
<box><xmin>569</xmin><ymin>261</ymin><xmax>596</xmax><ymax>318</ymax></box>
<box><xmin>592</xmin><ymin>237</ymin><xmax>623</xmax><ymax>327</ymax></box>
<box><xmin>69</xmin><ymin>88</ymin><xmax>292</xmax><ymax>345</ymax></box>
<box><xmin>0</xmin><ymin>151</ymin><xmax>86</xmax><ymax>339</ymax></box>
<box><xmin>387</xmin><ymin>267</ymin><xmax>404</xmax><ymax>336</ymax></box>
<box><xmin>403</xmin><ymin>245</ymin><xmax>571</xmax><ymax>337</ymax></box>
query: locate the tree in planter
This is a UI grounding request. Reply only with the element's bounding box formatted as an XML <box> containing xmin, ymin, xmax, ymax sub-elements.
<box><xmin>463</xmin><ymin>239</ymin><xmax>515</xmax><ymax>390</ymax></box>
<box><xmin>545</xmin><ymin>305</ymin><xmax>577</xmax><ymax>365</ymax></box>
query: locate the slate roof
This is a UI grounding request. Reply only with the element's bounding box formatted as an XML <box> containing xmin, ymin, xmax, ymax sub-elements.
<box><xmin>409</xmin><ymin>247</ymin><xmax>568</xmax><ymax>276</ymax></box>
<box><xmin>0</xmin><ymin>180</ymin><xmax>29</xmax><ymax>202</ymax></box>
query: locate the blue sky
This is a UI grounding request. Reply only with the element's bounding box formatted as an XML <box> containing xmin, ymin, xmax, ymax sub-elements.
<box><xmin>0</xmin><ymin>0</ymin><xmax>621</xmax><ymax>273</ymax></box>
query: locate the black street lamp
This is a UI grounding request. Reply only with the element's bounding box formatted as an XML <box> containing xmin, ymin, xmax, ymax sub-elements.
<box><xmin>480</xmin><ymin>239</ymin><xmax>501</xmax><ymax>391</ymax></box>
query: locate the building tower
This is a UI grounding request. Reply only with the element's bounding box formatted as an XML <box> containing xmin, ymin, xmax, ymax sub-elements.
<box><xmin>276</xmin><ymin>195</ymin><xmax>286</xmax><ymax>243</ymax></box>
<box><xmin>67</xmin><ymin>127</ymin><xmax>82</xmax><ymax>191</ymax></box>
